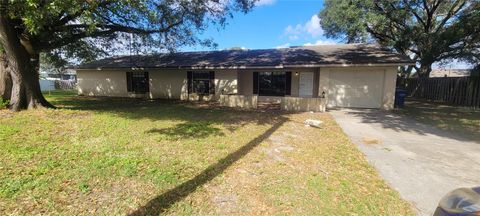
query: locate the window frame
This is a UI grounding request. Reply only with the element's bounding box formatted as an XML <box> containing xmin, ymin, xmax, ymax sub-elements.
<box><xmin>254</xmin><ymin>71</ymin><xmax>291</xmax><ymax>96</ymax></box>
<box><xmin>188</xmin><ymin>71</ymin><xmax>215</xmax><ymax>95</ymax></box>
<box><xmin>126</xmin><ymin>71</ymin><xmax>149</xmax><ymax>94</ymax></box>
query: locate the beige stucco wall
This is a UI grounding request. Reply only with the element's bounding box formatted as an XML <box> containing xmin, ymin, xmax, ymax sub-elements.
<box><xmin>77</xmin><ymin>66</ymin><xmax>397</xmax><ymax>110</ymax></box>
<box><xmin>149</xmin><ymin>69</ymin><xmax>238</xmax><ymax>100</ymax></box>
<box><xmin>382</xmin><ymin>67</ymin><xmax>398</xmax><ymax>110</ymax></box>
<box><xmin>215</xmin><ymin>70</ymin><xmax>238</xmax><ymax>96</ymax></box>
<box><xmin>77</xmin><ymin>70</ymin><xmax>129</xmax><ymax>97</ymax></box>
<box><xmin>149</xmin><ymin>69</ymin><xmax>187</xmax><ymax>100</ymax></box>
<box><xmin>77</xmin><ymin>69</ymin><xmax>238</xmax><ymax>100</ymax></box>
<box><xmin>319</xmin><ymin>66</ymin><xmax>397</xmax><ymax>110</ymax></box>
<box><xmin>281</xmin><ymin>97</ymin><xmax>326</xmax><ymax>112</ymax></box>
<box><xmin>219</xmin><ymin>95</ymin><xmax>257</xmax><ymax>109</ymax></box>
<box><xmin>237</xmin><ymin>70</ymin><xmax>253</xmax><ymax>95</ymax></box>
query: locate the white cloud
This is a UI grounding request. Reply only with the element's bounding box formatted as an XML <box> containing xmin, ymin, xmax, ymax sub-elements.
<box><xmin>284</xmin><ymin>25</ymin><xmax>301</xmax><ymax>35</ymax></box>
<box><xmin>304</xmin><ymin>15</ymin><xmax>323</xmax><ymax>37</ymax></box>
<box><xmin>275</xmin><ymin>43</ymin><xmax>290</xmax><ymax>49</ymax></box>
<box><xmin>288</xmin><ymin>35</ymin><xmax>299</xmax><ymax>41</ymax></box>
<box><xmin>283</xmin><ymin>15</ymin><xmax>324</xmax><ymax>40</ymax></box>
<box><xmin>303</xmin><ymin>39</ymin><xmax>337</xmax><ymax>46</ymax></box>
<box><xmin>255</xmin><ymin>0</ymin><xmax>276</xmax><ymax>6</ymax></box>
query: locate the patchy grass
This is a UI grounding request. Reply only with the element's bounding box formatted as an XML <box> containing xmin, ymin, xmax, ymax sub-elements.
<box><xmin>396</xmin><ymin>99</ymin><xmax>480</xmax><ymax>142</ymax></box>
<box><xmin>0</xmin><ymin>91</ymin><xmax>413</xmax><ymax>215</ymax></box>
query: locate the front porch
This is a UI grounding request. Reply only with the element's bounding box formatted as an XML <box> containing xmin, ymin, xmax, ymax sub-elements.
<box><xmin>185</xmin><ymin>68</ymin><xmax>325</xmax><ymax>112</ymax></box>
<box><xmin>219</xmin><ymin>94</ymin><xmax>326</xmax><ymax>112</ymax></box>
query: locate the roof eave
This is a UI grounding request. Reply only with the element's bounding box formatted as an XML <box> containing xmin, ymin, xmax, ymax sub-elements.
<box><xmin>75</xmin><ymin>62</ymin><xmax>415</xmax><ymax>70</ymax></box>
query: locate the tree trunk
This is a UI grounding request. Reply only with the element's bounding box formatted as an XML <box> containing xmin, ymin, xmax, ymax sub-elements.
<box><xmin>410</xmin><ymin>62</ymin><xmax>433</xmax><ymax>96</ymax></box>
<box><xmin>418</xmin><ymin>63</ymin><xmax>433</xmax><ymax>78</ymax></box>
<box><xmin>0</xmin><ymin>52</ymin><xmax>12</xmax><ymax>100</ymax></box>
<box><xmin>0</xmin><ymin>11</ymin><xmax>54</xmax><ymax>111</ymax></box>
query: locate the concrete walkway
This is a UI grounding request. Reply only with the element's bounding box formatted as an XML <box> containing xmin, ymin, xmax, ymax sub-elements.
<box><xmin>330</xmin><ymin>109</ymin><xmax>480</xmax><ymax>216</ymax></box>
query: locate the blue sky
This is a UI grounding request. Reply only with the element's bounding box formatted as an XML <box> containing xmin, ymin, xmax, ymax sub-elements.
<box><xmin>185</xmin><ymin>0</ymin><xmax>336</xmax><ymax>51</ymax></box>
<box><xmin>183</xmin><ymin>0</ymin><xmax>470</xmax><ymax>69</ymax></box>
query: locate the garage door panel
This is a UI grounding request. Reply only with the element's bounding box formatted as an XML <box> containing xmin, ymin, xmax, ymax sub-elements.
<box><xmin>328</xmin><ymin>70</ymin><xmax>384</xmax><ymax>108</ymax></box>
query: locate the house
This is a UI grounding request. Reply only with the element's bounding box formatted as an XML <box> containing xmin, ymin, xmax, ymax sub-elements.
<box><xmin>41</xmin><ymin>67</ymin><xmax>77</xmax><ymax>82</ymax></box>
<box><xmin>429</xmin><ymin>68</ymin><xmax>471</xmax><ymax>77</ymax></box>
<box><xmin>76</xmin><ymin>44</ymin><xmax>413</xmax><ymax>111</ymax></box>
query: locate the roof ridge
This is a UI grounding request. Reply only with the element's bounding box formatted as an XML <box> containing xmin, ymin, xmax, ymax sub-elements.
<box><xmin>78</xmin><ymin>43</ymin><xmax>414</xmax><ymax>69</ymax></box>
<box><xmin>101</xmin><ymin>43</ymin><xmax>380</xmax><ymax>58</ymax></box>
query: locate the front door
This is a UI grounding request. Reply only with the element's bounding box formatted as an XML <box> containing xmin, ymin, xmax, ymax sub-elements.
<box><xmin>299</xmin><ymin>72</ymin><xmax>314</xmax><ymax>97</ymax></box>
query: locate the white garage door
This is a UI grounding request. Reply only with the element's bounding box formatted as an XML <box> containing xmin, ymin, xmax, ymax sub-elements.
<box><xmin>328</xmin><ymin>70</ymin><xmax>385</xmax><ymax>108</ymax></box>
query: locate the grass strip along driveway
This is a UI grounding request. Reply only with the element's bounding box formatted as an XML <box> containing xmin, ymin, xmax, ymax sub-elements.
<box><xmin>397</xmin><ymin>99</ymin><xmax>480</xmax><ymax>142</ymax></box>
<box><xmin>0</xmin><ymin>91</ymin><xmax>413</xmax><ymax>215</ymax></box>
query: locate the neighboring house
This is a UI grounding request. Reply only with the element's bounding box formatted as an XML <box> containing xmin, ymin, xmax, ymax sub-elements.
<box><xmin>39</xmin><ymin>67</ymin><xmax>77</xmax><ymax>91</ymax></box>
<box><xmin>429</xmin><ymin>68</ymin><xmax>471</xmax><ymax>77</ymax></box>
<box><xmin>40</xmin><ymin>68</ymin><xmax>77</xmax><ymax>82</ymax></box>
<box><xmin>76</xmin><ymin>44</ymin><xmax>413</xmax><ymax>111</ymax></box>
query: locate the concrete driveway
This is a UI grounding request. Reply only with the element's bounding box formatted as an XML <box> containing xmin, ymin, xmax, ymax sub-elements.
<box><xmin>330</xmin><ymin>109</ymin><xmax>480</xmax><ymax>216</ymax></box>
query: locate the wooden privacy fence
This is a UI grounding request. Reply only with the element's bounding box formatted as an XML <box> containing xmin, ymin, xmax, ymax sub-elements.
<box><xmin>403</xmin><ymin>77</ymin><xmax>480</xmax><ymax>108</ymax></box>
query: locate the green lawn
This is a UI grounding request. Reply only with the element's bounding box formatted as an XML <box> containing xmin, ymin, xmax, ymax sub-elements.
<box><xmin>397</xmin><ymin>99</ymin><xmax>480</xmax><ymax>142</ymax></box>
<box><xmin>0</xmin><ymin>91</ymin><xmax>413</xmax><ymax>215</ymax></box>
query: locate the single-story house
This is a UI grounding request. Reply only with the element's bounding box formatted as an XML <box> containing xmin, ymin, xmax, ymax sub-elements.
<box><xmin>76</xmin><ymin>44</ymin><xmax>413</xmax><ymax>111</ymax></box>
<box><xmin>429</xmin><ymin>68</ymin><xmax>471</xmax><ymax>77</ymax></box>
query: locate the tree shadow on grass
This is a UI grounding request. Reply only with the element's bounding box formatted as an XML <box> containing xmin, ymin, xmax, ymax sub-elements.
<box><xmin>128</xmin><ymin>116</ymin><xmax>288</xmax><ymax>215</ymax></box>
<box><xmin>341</xmin><ymin>107</ymin><xmax>479</xmax><ymax>143</ymax></box>
<box><xmin>146</xmin><ymin>121</ymin><xmax>224</xmax><ymax>140</ymax></box>
<box><xmin>50</xmin><ymin>96</ymin><xmax>280</xmax><ymax>132</ymax></box>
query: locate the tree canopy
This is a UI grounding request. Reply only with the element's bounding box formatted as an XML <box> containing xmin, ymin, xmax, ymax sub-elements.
<box><xmin>319</xmin><ymin>0</ymin><xmax>480</xmax><ymax>77</ymax></box>
<box><xmin>0</xmin><ymin>0</ymin><xmax>256</xmax><ymax>110</ymax></box>
<box><xmin>4</xmin><ymin>0</ymin><xmax>255</xmax><ymax>60</ymax></box>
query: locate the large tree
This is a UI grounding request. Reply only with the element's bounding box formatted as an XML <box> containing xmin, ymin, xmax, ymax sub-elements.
<box><xmin>319</xmin><ymin>0</ymin><xmax>480</xmax><ymax>77</ymax></box>
<box><xmin>0</xmin><ymin>0</ymin><xmax>255</xmax><ymax>111</ymax></box>
<box><xmin>0</xmin><ymin>46</ymin><xmax>12</xmax><ymax>100</ymax></box>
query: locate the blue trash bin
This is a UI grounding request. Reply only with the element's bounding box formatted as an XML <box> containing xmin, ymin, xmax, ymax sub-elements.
<box><xmin>395</xmin><ymin>88</ymin><xmax>407</xmax><ymax>108</ymax></box>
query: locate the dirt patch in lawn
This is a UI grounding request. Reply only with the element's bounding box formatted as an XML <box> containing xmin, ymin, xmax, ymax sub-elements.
<box><xmin>155</xmin><ymin>112</ymin><xmax>413</xmax><ymax>215</ymax></box>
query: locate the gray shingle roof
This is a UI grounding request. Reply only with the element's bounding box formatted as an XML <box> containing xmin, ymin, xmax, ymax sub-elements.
<box><xmin>77</xmin><ymin>44</ymin><xmax>414</xmax><ymax>69</ymax></box>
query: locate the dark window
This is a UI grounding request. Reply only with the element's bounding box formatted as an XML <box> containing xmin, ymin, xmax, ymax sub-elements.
<box><xmin>188</xmin><ymin>71</ymin><xmax>214</xmax><ymax>94</ymax></box>
<box><xmin>257</xmin><ymin>72</ymin><xmax>287</xmax><ymax>96</ymax></box>
<box><xmin>285</xmin><ymin>72</ymin><xmax>292</xmax><ymax>95</ymax></box>
<box><xmin>126</xmin><ymin>72</ymin><xmax>149</xmax><ymax>93</ymax></box>
<box><xmin>253</xmin><ymin>72</ymin><xmax>259</xmax><ymax>94</ymax></box>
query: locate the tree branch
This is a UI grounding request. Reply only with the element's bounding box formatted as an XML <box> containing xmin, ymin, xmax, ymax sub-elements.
<box><xmin>403</xmin><ymin>0</ymin><xmax>428</xmax><ymax>30</ymax></box>
<box><xmin>435</xmin><ymin>0</ymin><xmax>467</xmax><ymax>33</ymax></box>
<box><xmin>41</xmin><ymin>18</ymin><xmax>184</xmax><ymax>50</ymax></box>
<box><xmin>48</xmin><ymin>1</ymin><xmax>116</xmax><ymax>28</ymax></box>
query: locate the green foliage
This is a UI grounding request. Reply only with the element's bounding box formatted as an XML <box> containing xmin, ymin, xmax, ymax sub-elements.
<box><xmin>319</xmin><ymin>0</ymin><xmax>375</xmax><ymax>43</ymax></box>
<box><xmin>1</xmin><ymin>0</ymin><xmax>256</xmax><ymax>63</ymax></box>
<box><xmin>78</xmin><ymin>182</ymin><xmax>90</xmax><ymax>194</ymax></box>
<box><xmin>319</xmin><ymin>0</ymin><xmax>480</xmax><ymax>76</ymax></box>
<box><xmin>0</xmin><ymin>97</ymin><xmax>9</xmax><ymax>109</ymax></box>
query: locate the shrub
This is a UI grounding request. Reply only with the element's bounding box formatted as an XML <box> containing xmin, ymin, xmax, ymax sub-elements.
<box><xmin>0</xmin><ymin>97</ymin><xmax>9</xmax><ymax>109</ymax></box>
